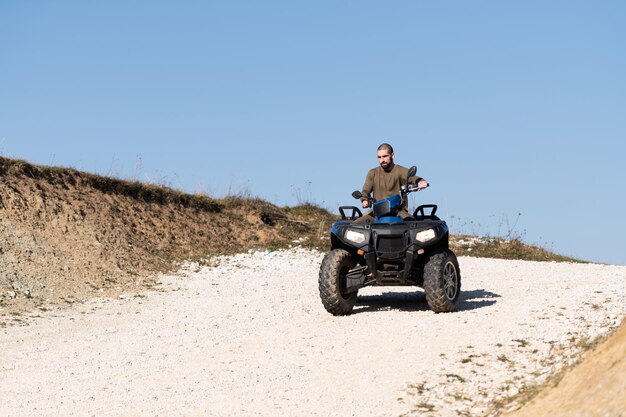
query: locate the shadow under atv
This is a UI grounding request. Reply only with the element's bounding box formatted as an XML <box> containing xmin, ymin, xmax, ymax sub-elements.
<box><xmin>459</xmin><ymin>289</ymin><xmax>501</xmax><ymax>311</ymax></box>
<box><xmin>353</xmin><ymin>291</ymin><xmax>431</xmax><ymax>314</ymax></box>
<box><xmin>351</xmin><ymin>288</ymin><xmax>501</xmax><ymax>314</ymax></box>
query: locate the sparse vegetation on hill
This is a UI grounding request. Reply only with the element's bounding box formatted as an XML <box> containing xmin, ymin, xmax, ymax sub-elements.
<box><xmin>450</xmin><ymin>235</ymin><xmax>584</xmax><ymax>263</ymax></box>
<box><xmin>0</xmin><ymin>158</ymin><xmax>220</xmax><ymax>211</ymax></box>
<box><xmin>0</xmin><ymin>157</ymin><xmax>581</xmax><ymax>315</ymax></box>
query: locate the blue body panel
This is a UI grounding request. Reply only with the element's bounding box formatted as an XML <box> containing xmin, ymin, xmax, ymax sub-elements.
<box><xmin>373</xmin><ymin>195</ymin><xmax>401</xmax><ymax>211</ymax></box>
<box><xmin>375</xmin><ymin>216</ymin><xmax>403</xmax><ymax>224</ymax></box>
<box><xmin>372</xmin><ymin>195</ymin><xmax>404</xmax><ymax>219</ymax></box>
<box><xmin>332</xmin><ymin>194</ymin><xmax>407</xmax><ymax>232</ymax></box>
<box><xmin>373</xmin><ymin>194</ymin><xmax>401</xmax><ymax>208</ymax></box>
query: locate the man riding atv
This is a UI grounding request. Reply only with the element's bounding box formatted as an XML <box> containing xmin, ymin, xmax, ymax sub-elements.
<box><xmin>355</xmin><ymin>143</ymin><xmax>429</xmax><ymax>223</ymax></box>
<box><xmin>318</xmin><ymin>142</ymin><xmax>461</xmax><ymax>315</ymax></box>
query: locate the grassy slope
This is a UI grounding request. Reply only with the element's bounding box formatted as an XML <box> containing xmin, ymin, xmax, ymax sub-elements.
<box><xmin>450</xmin><ymin>235</ymin><xmax>584</xmax><ymax>263</ymax></box>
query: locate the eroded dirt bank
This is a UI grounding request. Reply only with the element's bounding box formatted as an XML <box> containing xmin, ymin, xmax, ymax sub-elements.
<box><xmin>1</xmin><ymin>249</ymin><xmax>624</xmax><ymax>417</ymax></box>
<box><xmin>0</xmin><ymin>157</ymin><xmax>329</xmax><ymax>315</ymax></box>
<box><xmin>505</xmin><ymin>319</ymin><xmax>626</xmax><ymax>417</ymax></box>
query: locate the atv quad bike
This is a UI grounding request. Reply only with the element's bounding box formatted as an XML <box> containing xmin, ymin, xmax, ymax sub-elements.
<box><xmin>319</xmin><ymin>166</ymin><xmax>461</xmax><ymax>315</ymax></box>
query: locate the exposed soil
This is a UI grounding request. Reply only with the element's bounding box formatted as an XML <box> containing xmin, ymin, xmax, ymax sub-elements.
<box><xmin>0</xmin><ymin>157</ymin><xmax>332</xmax><ymax>315</ymax></box>
<box><xmin>504</xmin><ymin>320</ymin><xmax>626</xmax><ymax>417</ymax></box>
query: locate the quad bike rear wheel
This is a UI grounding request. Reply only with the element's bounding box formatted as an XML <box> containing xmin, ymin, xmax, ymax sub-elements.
<box><xmin>319</xmin><ymin>249</ymin><xmax>358</xmax><ymax>315</ymax></box>
<box><xmin>423</xmin><ymin>249</ymin><xmax>461</xmax><ymax>313</ymax></box>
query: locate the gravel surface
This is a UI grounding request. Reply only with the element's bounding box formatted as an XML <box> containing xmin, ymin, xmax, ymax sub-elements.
<box><xmin>1</xmin><ymin>248</ymin><xmax>625</xmax><ymax>417</ymax></box>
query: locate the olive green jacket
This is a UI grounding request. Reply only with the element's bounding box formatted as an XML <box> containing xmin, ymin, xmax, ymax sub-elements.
<box><xmin>360</xmin><ymin>164</ymin><xmax>422</xmax><ymax>208</ymax></box>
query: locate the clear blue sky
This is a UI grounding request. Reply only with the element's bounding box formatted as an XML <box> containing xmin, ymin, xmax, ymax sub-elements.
<box><xmin>1</xmin><ymin>1</ymin><xmax>625</xmax><ymax>265</ymax></box>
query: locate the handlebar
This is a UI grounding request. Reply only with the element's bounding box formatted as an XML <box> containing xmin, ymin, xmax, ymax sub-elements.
<box><xmin>361</xmin><ymin>196</ymin><xmax>375</xmax><ymax>208</ymax></box>
<box><xmin>402</xmin><ymin>183</ymin><xmax>429</xmax><ymax>193</ymax></box>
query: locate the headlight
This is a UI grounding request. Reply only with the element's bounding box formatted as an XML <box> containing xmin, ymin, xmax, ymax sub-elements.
<box><xmin>345</xmin><ymin>230</ymin><xmax>367</xmax><ymax>244</ymax></box>
<box><xmin>415</xmin><ymin>228</ymin><xmax>436</xmax><ymax>243</ymax></box>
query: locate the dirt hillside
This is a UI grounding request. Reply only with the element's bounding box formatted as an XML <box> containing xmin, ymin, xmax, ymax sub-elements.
<box><xmin>504</xmin><ymin>321</ymin><xmax>626</xmax><ymax>417</ymax></box>
<box><xmin>0</xmin><ymin>157</ymin><xmax>332</xmax><ymax>315</ymax></box>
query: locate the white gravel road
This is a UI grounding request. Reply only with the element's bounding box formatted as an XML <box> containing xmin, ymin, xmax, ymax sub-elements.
<box><xmin>1</xmin><ymin>248</ymin><xmax>625</xmax><ymax>417</ymax></box>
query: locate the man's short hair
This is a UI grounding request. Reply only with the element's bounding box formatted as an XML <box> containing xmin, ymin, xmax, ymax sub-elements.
<box><xmin>377</xmin><ymin>143</ymin><xmax>394</xmax><ymax>154</ymax></box>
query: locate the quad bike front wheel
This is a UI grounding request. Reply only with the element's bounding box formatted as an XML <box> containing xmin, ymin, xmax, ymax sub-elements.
<box><xmin>423</xmin><ymin>249</ymin><xmax>461</xmax><ymax>313</ymax></box>
<box><xmin>319</xmin><ymin>249</ymin><xmax>358</xmax><ymax>315</ymax></box>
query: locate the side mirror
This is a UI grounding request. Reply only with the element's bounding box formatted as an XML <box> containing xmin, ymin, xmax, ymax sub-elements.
<box><xmin>352</xmin><ymin>190</ymin><xmax>363</xmax><ymax>200</ymax></box>
<box><xmin>408</xmin><ymin>166</ymin><xmax>417</xmax><ymax>178</ymax></box>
